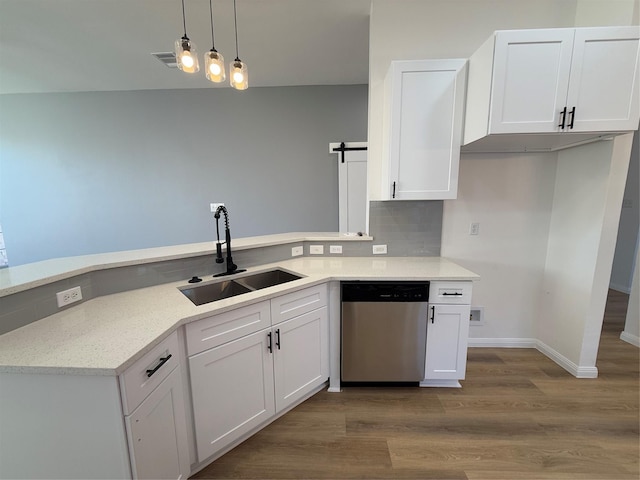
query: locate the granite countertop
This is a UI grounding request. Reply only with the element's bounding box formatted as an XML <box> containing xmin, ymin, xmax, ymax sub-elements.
<box><xmin>0</xmin><ymin>255</ymin><xmax>478</xmax><ymax>377</ymax></box>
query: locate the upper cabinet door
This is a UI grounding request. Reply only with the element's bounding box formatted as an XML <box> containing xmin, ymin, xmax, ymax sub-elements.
<box><xmin>566</xmin><ymin>26</ymin><xmax>640</xmax><ymax>132</ymax></box>
<box><xmin>489</xmin><ymin>28</ymin><xmax>575</xmax><ymax>134</ymax></box>
<box><xmin>385</xmin><ymin>59</ymin><xmax>467</xmax><ymax>200</ymax></box>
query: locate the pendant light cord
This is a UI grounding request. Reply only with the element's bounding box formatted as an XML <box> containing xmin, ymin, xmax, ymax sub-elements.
<box><xmin>233</xmin><ymin>0</ymin><xmax>240</xmax><ymax>60</ymax></box>
<box><xmin>181</xmin><ymin>0</ymin><xmax>187</xmax><ymax>36</ymax></box>
<box><xmin>209</xmin><ymin>0</ymin><xmax>216</xmax><ymax>48</ymax></box>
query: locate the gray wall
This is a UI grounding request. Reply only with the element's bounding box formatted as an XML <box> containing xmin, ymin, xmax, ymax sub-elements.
<box><xmin>0</xmin><ymin>85</ymin><xmax>368</xmax><ymax>266</ymax></box>
<box><xmin>610</xmin><ymin>131</ymin><xmax>639</xmax><ymax>293</ymax></box>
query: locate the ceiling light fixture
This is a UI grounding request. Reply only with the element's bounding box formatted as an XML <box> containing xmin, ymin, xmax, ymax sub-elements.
<box><xmin>229</xmin><ymin>0</ymin><xmax>248</xmax><ymax>90</ymax></box>
<box><xmin>204</xmin><ymin>0</ymin><xmax>225</xmax><ymax>83</ymax></box>
<box><xmin>175</xmin><ymin>0</ymin><xmax>199</xmax><ymax>73</ymax></box>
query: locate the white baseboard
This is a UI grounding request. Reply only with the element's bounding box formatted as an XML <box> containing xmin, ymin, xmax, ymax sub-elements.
<box><xmin>609</xmin><ymin>283</ymin><xmax>631</xmax><ymax>294</ymax></box>
<box><xmin>620</xmin><ymin>331</ymin><xmax>640</xmax><ymax>347</ymax></box>
<box><xmin>468</xmin><ymin>338</ymin><xmax>536</xmax><ymax>348</ymax></box>
<box><xmin>419</xmin><ymin>379</ymin><xmax>461</xmax><ymax>388</ymax></box>
<box><xmin>535</xmin><ymin>340</ymin><xmax>598</xmax><ymax>378</ymax></box>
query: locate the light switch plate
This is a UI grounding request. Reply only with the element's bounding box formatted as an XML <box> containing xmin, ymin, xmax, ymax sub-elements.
<box><xmin>329</xmin><ymin>245</ymin><xmax>342</xmax><ymax>254</ymax></box>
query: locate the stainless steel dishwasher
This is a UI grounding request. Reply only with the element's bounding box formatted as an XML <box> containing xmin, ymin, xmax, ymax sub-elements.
<box><xmin>341</xmin><ymin>281</ymin><xmax>429</xmax><ymax>382</ymax></box>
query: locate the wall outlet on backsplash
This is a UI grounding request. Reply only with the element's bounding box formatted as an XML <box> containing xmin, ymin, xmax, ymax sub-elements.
<box><xmin>373</xmin><ymin>244</ymin><xmax>387</xmax><ymax>255</ymax></box>
<box><xmin>309</xmin><ymin>245</ymin><xmax>324</xmax><ymax>255</ymax></box>
<box><xmin>56</xmin><ymin>286</ymin><xmax>83</xmax><ymax>308</ymax></box>
<box><xmin>291</xmin><ymin>246</ymin><xmax>303</xmax><ymax>257</ymax></box>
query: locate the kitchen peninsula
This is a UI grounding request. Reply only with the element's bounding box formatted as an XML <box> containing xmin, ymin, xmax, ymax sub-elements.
<box><xmin>0</xmin><ymin>233</ymin><xmax>478</xmax><ymax>479</ymax></box>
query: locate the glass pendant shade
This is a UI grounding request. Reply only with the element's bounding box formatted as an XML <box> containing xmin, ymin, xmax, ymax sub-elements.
<box><xmin>230</xmin><ymin>59</ymin><xmax>248</xmax><ymax>90</ymax></box>
<box><xmin>175</xmin><ymin>36</ymin><xmax>199</xmax><ymax>73</ymax></box>
<box><xmin>205</xmin><ymin>50</ymin><xmax>226</xmax><ymax>83</ymax></box>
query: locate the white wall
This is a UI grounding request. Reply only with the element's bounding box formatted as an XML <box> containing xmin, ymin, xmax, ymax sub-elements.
<box><xmin>537</xmin><ymin>135</ymin><xmax>633</xmax><ymax>373</ymax></box>
<box><xmin>622</xmin><ymin>247</ymin><xmax>640</xmax><ymax>345</ymax></box>
<box><xmin>442</xmin><ymin>153</ymin><xmax>557</xmax><ymax>344</ymax></box>
<box><xmin>610</xmin><ymin>131</ymin><xmax>639</xmax><ymax>293</ymax></box>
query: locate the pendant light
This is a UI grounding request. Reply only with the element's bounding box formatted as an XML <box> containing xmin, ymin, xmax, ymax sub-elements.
<box><xmin>175</xmin><ymin>0</ymin><xmax>199</xmax><ymax>73</ymax></box>
<box><xmin>229</xmin><ymin>0</ymin><xmax>248</xmax><ymax>90</ymax></box>
<box><xmin>204</xmin><ymin>0</ymin><xmax>225</xmax><ymax>83</ymax></box>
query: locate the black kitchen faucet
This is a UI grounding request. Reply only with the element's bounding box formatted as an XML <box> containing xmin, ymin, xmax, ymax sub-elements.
<box><xmin>213</xmin><ymin>205</ymin><xmax>246</xmax><ymax>277</ymax></box>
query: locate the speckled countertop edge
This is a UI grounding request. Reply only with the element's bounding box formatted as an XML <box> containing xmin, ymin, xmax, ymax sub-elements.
<box><xmin>0</xmin><ymin>256</ymin><xmax>478</xmax><ymax>377</ymax></box>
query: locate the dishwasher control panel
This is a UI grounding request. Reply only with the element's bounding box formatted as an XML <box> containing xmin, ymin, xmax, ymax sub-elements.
<box><xmin>341</xmin><ymin>281</ymin><xmax>429</xmax><ymax>302</ymax></box>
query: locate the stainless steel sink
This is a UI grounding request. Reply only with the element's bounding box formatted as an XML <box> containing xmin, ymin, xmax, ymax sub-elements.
<box><xmin>235</xmin><ymin>269</ymin><xmax>301</xmax><ymax>290</ymax></box>
<box><xmin>180</xmin><ymin>269</ymin><xmax>303</xmax><ymax>306</ymax></box>
<box><xmin>180</xmin><ymin>280</ymin><xmax>252</xmax><ymax>306</ymax></box>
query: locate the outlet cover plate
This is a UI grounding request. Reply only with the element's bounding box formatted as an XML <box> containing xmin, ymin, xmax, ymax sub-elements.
<box><xmin>309</xmin><ymin>245</ymin><xmax>324</xmax><ymax>255</ymax></box>
<box><xmin>372</xmin><ymin>244</ymin><xmax>387</xmax><ymax>255</ymax></box>
<box><xmin>56</xmin><ymin>286</ymin><xmax>83</xmax><ymax>308</ymax></box>
<box><xmin>291</xmin><ymin>246</ymin><xmax>303</xmax><ymax>257</ymax></box>
<box><xmin>329</xmin><ymin>245</ymin><xmax>342</xmax><ymax>254</ymax></box>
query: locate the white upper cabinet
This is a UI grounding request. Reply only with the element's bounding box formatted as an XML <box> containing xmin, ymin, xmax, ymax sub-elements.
<box><xmin>383</xmin><ymin>59</ymin><xmax>467</xmax><ymax>200</ymax></box>
<box><xmin>464</xmin><ymin>26</ymin><xmax>640</xmax><ymax>152</ymax></box>
<box><xmin>567</xmin><ymin>27</ymin><xmax>640</xmax><ymax>132</ymax></box>
<box><xmin>489</xmin><ymin>29</ymin><xmax>575</xmax><ymax>134</ymax></box>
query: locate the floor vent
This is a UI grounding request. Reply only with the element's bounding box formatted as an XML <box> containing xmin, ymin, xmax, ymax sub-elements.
<box><xmin>151</xmin><ymin>52</ymin><xmax>177</xmax><ymax>68</ymax></box>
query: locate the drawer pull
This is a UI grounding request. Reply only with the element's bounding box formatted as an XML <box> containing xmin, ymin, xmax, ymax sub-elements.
<box><xmin>430</xmin><ymin>306</ymin><xmax>435</xmax><ymax>324</ymax></box>
<box><xmin>146</xmin><ymin>354</ymin><xmax>172</xmax><ymax>378</ymax></box>
<box><xmin>267</xmin><ymin>332</ymin><xmax>273</xmax><ymax>353</ymax></box>
<box><xmin>275</xmin><ymin>329</ymin><xmax>281</xmax><ymax>350</ymax></box>
<box><xmin>442</xmin><ymin>292</ymin><xmax>463</xmax><ymax>296</ymax></box>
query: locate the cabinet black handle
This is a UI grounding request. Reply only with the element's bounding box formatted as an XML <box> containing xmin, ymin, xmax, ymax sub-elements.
<box><xmin>392</xmin><ymin>181</ymin><xmax>396</xmax><ymax>199</ymax></box>
<box><xmin>267</xmin><ymin>332</ymin><xmax>272</xmax><ymax>353</ymax></box>
<box><xmin>430</xmin><ymin>306</ymin><xmax>435</xmax><ymax>324</ymax></box>
<box><xmin>442</xmin><ymin>292</ymin><xmax>463</xmax><ymax>296</ymax></box>
<box><xmin>275</xmin><ymin>329</ymin><xmax>281</xmax><ymax>350</ymax></box>
<box><xmin>558</xmin><ymin>107</ymin><xmax>567</xmax><ymax>129</ymax></box>
<box><xmin>146</xmin><ymin>354</ymin><xmax>172</xmax><ymax>378</ymax></box>
<box><xmin>568</xmin><ymin>106</ymin><xmax>576</xmax><ymax>129</ymax></box>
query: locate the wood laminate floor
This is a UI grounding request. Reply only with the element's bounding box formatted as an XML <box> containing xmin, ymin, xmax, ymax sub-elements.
<box><xmin>192</xmin><ymin>290</ymin><xmax>639</xmax><ymax>480</ymax></box>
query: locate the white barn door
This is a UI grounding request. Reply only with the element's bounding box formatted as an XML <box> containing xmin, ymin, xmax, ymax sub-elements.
<box><xmin>330</xmin><ymin>142</ymin><xmax>367</xmax><ymax>234</ymax></box>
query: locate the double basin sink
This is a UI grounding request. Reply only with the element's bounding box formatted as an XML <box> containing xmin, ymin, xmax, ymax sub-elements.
<box><xmin>180</xmin><ymin>269</ymin><xmax>302</xmax><ymax>306</ymax></box>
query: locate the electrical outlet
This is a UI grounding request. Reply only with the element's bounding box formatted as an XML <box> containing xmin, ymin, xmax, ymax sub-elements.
<box><xmin>291</xmin><ymin>246</ymin><xmax>303</xmax><ymax>257</ymax></box>
<box><xmin>309</xmin><ymin>245</ymin><xmax>324</xmax><ymax>255</ymax></box>
<box><xmin>56</xmin><ymin>286</ymin><xmax>83</xmax><ymax>308</ymax></box>
<box><xmin>329</xmin><ymin>245</ymin><xmax>342</xmax><ymax>254</ymax></box>
<box><xmin>469</xmin><ymin>222</ymin><xmax>480</xmax><ymax>235</ymax></box>
<box><xmin>470</xmin><ymin>306</ymin><xmax>484</xmax><ymax>326</ymax></box>
<box><xmin>372</xmin><ymin>244</ymin><xmax>387</xmax><ymax>255</ymax></box>
<box><xmin>210</xmin><ymin>203</ymin><xmax>225</xmax><ymax>212</ymax></box>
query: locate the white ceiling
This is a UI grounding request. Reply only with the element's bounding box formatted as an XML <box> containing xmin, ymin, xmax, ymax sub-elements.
<box><xmin>0</xmin><ymin>0</ymin><xmax>371</xmax><ymax>94</ymax></box>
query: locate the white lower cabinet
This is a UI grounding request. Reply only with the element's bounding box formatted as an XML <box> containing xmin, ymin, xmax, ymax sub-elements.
<box><xmin>423</xmin><ymin>304</ymin><xmax>470</xmax><ymax>385</ymax></box>
<box><xmin>420</xmin><ymin>281</ymin><xmax>472</xmax><ymax>388</ymax></box>
<box><xmin>189</xmin><ymin>329</ymin><xmax>276</xmax><ymax>462</ymax></box>
<box><xmin>187</xmin><ymin>285</ymin><xmax>329</xmax><ymax>464</ymax></box>
<box><xmin>124</xmin><ymin>367</ymin><xmax>191</xmax><ymax>480</ymax></box>
<box><xmin>120</xmin><ymin>331</ymin><xmax>190</xmax><ymax>480</ymax></box>
<box><xmin>273</xmin><ymin>307</ymin><xmax>329</xmax><ymax>412</ymax></box>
